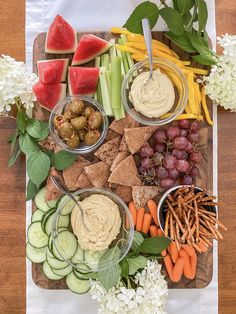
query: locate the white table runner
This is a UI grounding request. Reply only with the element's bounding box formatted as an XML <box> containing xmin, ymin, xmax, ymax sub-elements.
<box><xmin>25</xmin><ymin>1</ymin><xmax>218</xmax><ymax>313</ymax></box>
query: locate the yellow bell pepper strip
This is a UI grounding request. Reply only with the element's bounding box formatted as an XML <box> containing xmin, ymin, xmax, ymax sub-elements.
<box><xmin>110</xmin><ymin>27</ymin><xmax>130</xmax><ymax>35</ymax></box>
<box><xmin>201</xmin><ymin>87</ymin><xmax>213</xmax><ymax>126</ymax></box>
<box><xmin>131</xmin><ymin>53</ymin><xmax>147</xmax><ymax>62</ymax></box>
<box><xmin>125</xmin><ymin>41</ymin><xmax>175</xmax><ymax>57</ymax></box>
<box><xmin>184</xmin><ymin>66</ymin><xmax>209</xmax><ymax>75</ymax></box>
<box><xmin>182</xmin><ymin>61</ymin><xmax>191</xmax><ymax>65</ymax></box>
<box><xmin>116</xmin><ymin>44</ymin><xmax>143</xmax><ymax>55</ymax></box>
<box><xmin>186</xmin><ymin>72</ymin><xmax>197</xmax><ymax>115</ymax></box>
<box><xmin>161</xmin><ymin>113</ymin><xmax>204</xmax><ymax>120</ymax></box>
<box><xmin>185</xmin><ymin>102</ymin><xmax>191</xmax><ymax>114</ymax></box>
<box><xmin>193</xmin><ymin>82</ymin><xmax>201</xmax><ymax>103</ymax></box>
<box><xmin>152</xmin><ymin>49</ymin><xmax>184</xmax><ymax>67</ymax></box>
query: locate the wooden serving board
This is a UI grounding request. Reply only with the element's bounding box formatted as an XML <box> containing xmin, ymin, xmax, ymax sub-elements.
<box><xmin>32</xmin><ymin>32</ymin><xmax>213</xmax><ymax>290</ymax></box>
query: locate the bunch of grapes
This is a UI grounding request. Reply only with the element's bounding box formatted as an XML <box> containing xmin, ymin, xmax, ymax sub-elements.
<box><xmin>137</xmin><ymin>120</ymin><xmax>203</xmax><ymax>189</ymax></box>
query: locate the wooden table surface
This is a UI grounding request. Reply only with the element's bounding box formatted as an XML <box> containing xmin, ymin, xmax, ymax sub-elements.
<box><xmin>0</xmin><ymin>1</ymin><xmax>235</xmax><ymax>313</ymax></box>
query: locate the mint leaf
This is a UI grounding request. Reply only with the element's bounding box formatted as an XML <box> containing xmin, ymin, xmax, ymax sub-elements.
<box><xmin>127</xmin><ymin>256</ymin><xmax>147</xmax><ymax>275</ymax></box>
<box><xmin>131</xmin><ymin>231</ymin><xmax>144</xmax><ymax>251</ymax></box>
<box><xmin>177</xmin><ymin>0</ymin><xmax>194</xmax><ymax>15</ymax></box>
<box><xmin>120</xmin><ymin>259</ymin><xmax>129</xmax><ymax>279</ymax></box>
<box><xmin>27</xmin><ymin>151</ymin><xmax>50</xmax><ymax>187</ymax></box>
<box><xmin>8</xmin><ymin>143</ymin><xmax>21</xmax><ymax>167</ymax></box>
<box><xmin>197</xmin><ymin>0</ymin><xmax>208</xmax><ymax>33</ymax></box>
<box><xmin>37</xmin><ymin>121</ymin><xmax>49</xmax><ymax>141</ymax></box>
<box><xmin>165</xmin><ymin>31</ymin><xmax>196</xmax><ymax>53</ymax></box>
<box><xmin>192</xmin><ymin>54</ymin><xmax>216</xmax><ymax>65</ymax></box>
<box><xmin>17</xmin><ymin>111</ymin><xmax>27</xmax><ymax>132</ymax></box>
<box><xmin>172</xmin><ymin>0</ymin><xmax>179</xmax><ymax>11</ymax></box>
<box><xmin>19</xmin><ymin>133</ymin><xmax>39</xmax><ymax>156</ymax></box>
<box><xmin>26</xmin><ymin>119</ymin><xmax>42</xmax><ymax>139</ymax></box>
<box><xmin>139</xmin><ymin>236</ymin><xmax>170</xmax><ymax>254</ymax></box>
<box><xmin>123</xmin><ymin>1</ymin><xmax>159</xmax><ymax>34</ymax></box>
<box><xmin>52</xmin><ymin>150</ymin><xmax>77</xmax><ymax>171</ymax></box>
<box><xmin>159</xmin><ymin>7</ymin><xmax>184</xmax><ymax>35</ymax></box>
<box><xmin>26</xmin><ymin>179</ymin><xmax>39</xmax><ymax>201</ymax></box>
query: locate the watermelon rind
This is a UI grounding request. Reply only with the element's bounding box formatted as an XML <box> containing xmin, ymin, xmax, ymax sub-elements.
<box><xmin>72</xmin><ymin>34</ymin><xmax>111</xmax><ymax>66</ymax></box>
<box><xmin>37</xmin><ymin>58</ymin><xmax>69</xmax><ymax>83</ymax></box>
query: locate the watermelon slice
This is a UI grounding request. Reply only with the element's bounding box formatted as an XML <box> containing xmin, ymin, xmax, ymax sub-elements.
<box><xmin>33</xmin><ymin>81</ymin><xmax>66</xmax><ymax>111</ymax></box>
<box><xmin>45</xmin><ymin>15</ymin><xmax>77</xmax><ymax>54</ymax></box>
<box><xmin>72</xmin><ymin>34</ymin><xmax>111</xmax><ymax>66</ymax></box>
<box><xmin>37</xmin><ymin>58</ymin><xmax>69</xmax><ymax>84</ymax></box>
<box><xmin>68</xmin><ymin>67</ymin><xmax>99</xmax><ymax>96</ymax></box>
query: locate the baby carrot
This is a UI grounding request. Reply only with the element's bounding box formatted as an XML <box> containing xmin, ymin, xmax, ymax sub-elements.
<box><xmin>179</xmin><ymin>249</ymin><xmax>193</xmax><ymax>279</ymax></box>
<box><xmin>190</xmin><ymin>253</ymin><xmax>197</xmax><ymax>279</ymax></box>
<box><xmin>172</xmin><ymin>257</ymin><xmax>185</xmax><ymax>282</ymax></box>
<box><xmin>128</xmin><ymin>201</ymin><xmax>137</xmax><ymax>227</ymax></box>
<box><xmin>182</xmin><ymin>244</ymin><xmax>195</xmax><ymax>257</ymax></box>
<box><xmin>147</xmin><ymin>199</ymin><xmax>159</xmax><ymax>226</ymax></box>
<box><xmin>163</xmin><ymin>253</ymin><xmax>174</xmax><ymax>281</ymax></box>
<box><xmin>157</xmin><ymin>228</ymin><xmax>164</xmax><ymax>236</ymax></box>
<box><xmin>142</xmin><ymin>213</ymin><xmax>152</xmax><ymax>234</ymax></box>
<box><xmin>198</xmin><ymin>240</ymin><xmax>209</xmax><ymax>253</ymax></box>
<box><xmin>169</xmin><ymin>241</ymin><xmax>179</xmax><ymax>263</ymax></box>
<box><xmin>136</xmin><ymin>207</ymin><xmax>145</xmax><ymax>232</ymax></box>
<box><xmin>150</xmin><ymin>225</ymin><xmax>158</xmax><ymax>237</ymax></box>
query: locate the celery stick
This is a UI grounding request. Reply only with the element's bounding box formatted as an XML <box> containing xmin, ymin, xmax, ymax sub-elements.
<box><xmin>120</xmin><ymin>34</ymin><xmax>134</xmax><ymax>70</ymax></box>
<box><xmin>118</xmin><ymin>38</ymin><xmax>129</xmax><ymax>74</ymax></box>
<box><xmin>97</xmin><ymin>82</ymin><xmax>102</xmax><ymax>105</ymax></box>
<box><xmin>113</xmin><ymin>108</ymin><xmax>125</xmax><ymax>121</ymax></box>
<box><xmin>94</xmin><ymin>57</ymin><xmax>101</xmax><ymax>102</ymax></box>
<box><xmin>99</xmin><ymin>67</ymin><xmax>113</xmax><ymax>116</ymax></box>
<box><xmin>95</xmin><ymin>56</ymin><xmax>100</xmax><ymax>67</ymax></box>
<box><xmin>109</xmin><ymin>39</ymin><xmax>117</xmax><ymax>58</ymax></box>
<box><xmin>111</xmin><ymin>57</ymin><xmax>122</xmax><ymax>113</ymax></box>
<box><xmin>105</xmin><ymin>70</ymin><xmax>111</xmax><ymax>94</ymax></box>
<box><xmin>116</xmin><ymin>49</ymin><xmax>125</xmax><ymax>77</ymax></box>
<box><xmin>102</xmin><ymin>54</ymin><xmax>110</xmax><ymax>72</ymax></box>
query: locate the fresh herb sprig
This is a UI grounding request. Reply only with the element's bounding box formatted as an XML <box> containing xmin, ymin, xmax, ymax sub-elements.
<box><xmin>123</xmin><ymin>0</ymin><xmax>217</xmax><ymax>65</ymax></box>
<box><xmin>8</xmin><ymin>110</ymin><xmax>76</xmax><ymax>200</ymax></box>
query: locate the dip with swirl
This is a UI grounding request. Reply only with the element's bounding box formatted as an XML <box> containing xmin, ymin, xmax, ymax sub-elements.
<box><xmin>129</xmin><ymin>69</ymin><xmax>175</xmax><ymax>118</ymax></box>
<box><xmin>71</xmin><ymin>194</ymin><xmax>121</xmax><ymax>252</ymax></box>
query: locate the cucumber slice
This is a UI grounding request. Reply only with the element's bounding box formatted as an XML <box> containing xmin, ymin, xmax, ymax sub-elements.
<box><xmin>27</xmin><ymin>221</ymin><xmax>48</xmax><ymax>248</ymax></box>
<box><xmin>41</xmin><ymin>208</ymin><xmax>56</xmax><ymax>233</ymax></box>
<box><xmin>71</xmin><ymin>245</ymin><xmax>84</xmax><ymax>264</ymax></box>
<box><xmin>59</xmin><ymin>195</ymin><xmax>80</xmax><ymax>216</ymax></box>
<box><xmin>84</xmin><ymin>249</ymin><xmax>107</xmax><ymax>271</ymax></box>
<box><xmin>66</xmin><ymin>272</ymin><xmax>90</xmax><ymax>294</ymax></box>
<box><xmin>53</xmin><ymin>264</ymin><xmax>72</xmax><ymax>277</ymax></box>
<box><xmin>46</xmin><ymin>198</ymin><xmax>58</xmax><ymax>209</ymax></box>
<box><xmin>35</xmin><ymin>187</ymin><xmax>50</xmax><ymax>212</ymax></box>
<box><xmin>74</xmin><ymin>263</ymin><xmax>91</xmax><ymax>274</ymax></box>
<box><xmin>43</xmin><ymin>261</ymin><xmax>64</xmax><ymax>280</ymax></box>
<box><xmin>31</xmin><ymin>209</ymin><xmax>44</xmax><ymax>222</ymax></box>
<box><xmin>53</xmin><ymin>231</ymin><xmax>77</xmax><ymax>260</ymax></box>
<box><xmin>73</xmin><ymin>268</ymin><xmax>97</xmax><ymax>280</ymax></box>
<box><xmin>58</xmin><ymin>215</ymin><xmax>70</xmax><ymax>229</ymax></box>
<box><xmin>46</xmin><ymin>247</ymin><xmax>54</xmax><ymax>259</ymax></box>
<box><xmin>44</xmin><ymin>212</ymin><xmax>56</xmax><ymax>236</ymax></box>
<box><xmin>47</xmin><ymin>248</ymin><xmax>68</xmax><ymax>270</ymax></box>
<box><xmin>26</xmin><ymin>242</ymin><xmax>47</xmax><ymax>263</ymax></box>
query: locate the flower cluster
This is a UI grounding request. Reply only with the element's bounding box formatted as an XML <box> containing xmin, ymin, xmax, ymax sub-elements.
<box><xmin>0</xmin><ymin>55</ymin><xmax>38</xmax><ymax>113</ymax></box>
<box><xmin>90</xmin><ymin>260</ymin><xmax>168</xmax><ymax>314</ymax></box>
<box><xmin>202</xmin><ymin>34</ymin><xmax>236</xmax><ymax>112</ymax></box>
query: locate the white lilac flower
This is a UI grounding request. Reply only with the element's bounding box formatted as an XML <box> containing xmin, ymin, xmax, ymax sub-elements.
<box><xmin>90</xmin><ymin>260</ymin><xmax>168</xmax><ymax>314</ymax></box>
<box><xmin>202</xmin><ymin>34</ymin><xmax>236</xmax><ymax>112</ymax></box>
<box><xmin>0</xmin><ymin>55</ymin><xmax>38</xmax><ymax>113</ymax></box>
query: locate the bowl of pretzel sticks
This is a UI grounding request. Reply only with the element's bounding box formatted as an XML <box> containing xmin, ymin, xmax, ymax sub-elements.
<box><xmin>157</xmin><ymin>185</ymin><xmax>227</xmax><ymax>253</ymax></box>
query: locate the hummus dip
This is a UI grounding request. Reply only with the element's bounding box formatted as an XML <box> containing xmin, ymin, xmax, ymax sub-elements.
<box><xmin>129</xmin><ymin>69</ymin><xmax>175</xmax><ymax>118</ymax></box>
<box><xmin>71</xmin><ymin>194</ymin><xmax>121</xmax><ymax>252</ymax></box>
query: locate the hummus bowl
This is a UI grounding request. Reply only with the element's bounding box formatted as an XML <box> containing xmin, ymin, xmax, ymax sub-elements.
<box><xmin>122</xmin><ymin>58</ymin><xmax>188</xmax><ymax>126</ymax></box>
<box><xmin>51</xmin><ymin>188</ymin><xmax>134</xmax><ymax>273</ymax></box>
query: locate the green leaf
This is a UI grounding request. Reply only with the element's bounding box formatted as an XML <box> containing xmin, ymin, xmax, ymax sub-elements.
<box><xmin>19</xmin><ymin>133</ymin><xmax>39</xmax><ymax>156</ymax></box>
<box><xmin>37</xmin><ymin>121</ymin><xmax>49</xmax><ymax>141</ymax></box>
<box><xmin>123</xmin><ymin>1</ymin><xmax>159</xmax><ymax>34</ymax></box>
<box><xmin>187</xmin><ymin>31</ymin><xmax>212</xmax><ymax>58</ymax></box>
<box><xmin>172</xmin><ymin>0</ymin><xmax>179</xmax><ymax>11</ymax></box>
<box><xmin>27</xmin><ymin>151</ymin><xmax>51</xmax><ymax>187</ymax></box>
<box><xmin>26</xmin><ymin>119</ymin><xmax>43</xmax><ymax>139</ymax></box>
<box><xmin>16</xmin><ymin>111</ymin><xmax>28</xmax><ymax>132</ymax></box>
<box><xmin>131</xmin><ymin>231</ymin><xmax>144</xmax><ymax>251</ymax></box>
<box><xmin>165</xmin><ymin>31</ymin><xmax>196</xmax><ymax>53</ymax></box>
<box><xmin>26</xmin><ymin>179</ymin><xmax>39</xmax><ymax>201</ymax></box>
<box><xmin>177</xmin><ymin>0</ymin><xmax>194</xmax><ymax>15</ymax></box>
<box><xmin>8</xmin><ymin>143</ymin><xmax>21</xmax><ymax>167</ymax></box>
<box><xmin>197</xmin><ymin>0</ymin><xmax>208</xmax><ymax>33</ymax></box>
<box><xmin>52</xmin><ymin>150</ymin><xmax>77</xmax><ymax>171</ymax></box>
<box><xmin>8</xmin><ymin>129</ymin><xmax>21</xmax><ymax>154</ymax></box>
<box><xmin>120</xmin><ymin>259</ymin><xmax>129</xmax><ymax>279</ymax></box>
<box><xmin>139</xmin><ymin>236</ymin><xmax>170</xmax><ymax>254</ymax></box>
<box><xmin>127</xmin><ymin>256</ymin><xmax>147</xmax><ymax>275</ymax></box>
<box><xmin>192</xmin><ymin>54</ymin><xmax>217</xmax><ymax>65</ymax></box>
<box><xmin>159</xmin><ymin>7</ymin><xmax>184</xmax><ymax>35</ymax></box>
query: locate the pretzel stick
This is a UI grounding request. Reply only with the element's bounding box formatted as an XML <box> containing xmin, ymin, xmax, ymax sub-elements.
<box><xmin>174</xmin><ymin>234</ymin><xmax>181</xmax><ymax>251</ymax></box>
<box><xmin>198</xmin><ymin>207</ymin><xmax>217</xmax><ymax>216</ymax></box>
<box><xmin>211</xmin><ymin>225</ymin><xmax>223</xmax><ymax>240</ymax></box>
<box><xmin>176</xmin><ymin>221</ymin><xmax>180</xmax><ymax>242</ymax></box>
<box><xmin>206</xmin><ymin>221</ymin><xmax>219</xmax><ymax>240</ymax></box>
<box><xmin>199</xmin><ymin>236</ymin><xmax>209</xmax><ymax>248</ymax></box>
<box><xmin>166</xmin><ymin>200</ymin><xmax>185</xmax><ymax>234</ymax></box>
<box><xmin>200</xmin><ymin>235</ymin><xmax>213</xmax><ymax>247</ymax></box>
<box><xmin>164</xmin><ymin>210</ymin><xmax>170</xmax><ymax>237</ymax></box>
<box><xmin>194</xmin><ymin>199</ymin><xmax>199</xmax><ymax>242</ymax></box>
<box><xmin>170</xmin><ymin>211</ymin><xmax>174</xmax><ymax>240</ymax></box>
<box><xmin>192</xmin><ymin>242</ymin><xmax>203</xmax><ymax>253</ymax></box>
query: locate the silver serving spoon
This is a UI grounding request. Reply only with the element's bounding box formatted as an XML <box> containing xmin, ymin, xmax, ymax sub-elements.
<box><xmin>142</xmin><ymin>18</ymin><xmax>153</xmax><ymax>79</ymax></box>
<box><xmin>51</xmin><ymin>175</ymin><xmax>87</xmax><ymax>229</ymax></box>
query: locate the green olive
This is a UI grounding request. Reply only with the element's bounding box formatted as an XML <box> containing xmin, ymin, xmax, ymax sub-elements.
<box><xmin>66</xmin><ymin>133</ymin><xmax>80</xmax><ymax>148</ymax></box>
<box><xmin>58</xmin><ymin>122</ymin><xmax>74</xmax><ymax>139</ymax></box>
<box><xmin>78</xmin><ymin>131</ymin><xmax>86</xmax><ymax>141</ymax></box>
<box><xmin>71</xmin><ymin>116</ymin><xmax>87</xmax><ymax>131</ymax></box>
<box><xmin>84</xmin><ymin>106</ymin><xmax>94</xmax><ymax>118</ymax></box>
<box><xmin>63</xmin><ymin>110</ymin><xmax>75</xmax><ymax>121</ymax></box>
<box><xmin>87</xmin><ymin>111</ymin><xmax>103</xmax><ymax>130</ymax></box>
<box><xmin>84</xmin><ymin>130</ymin><xmax>101</xmax><ymax>145</ymax></box>
<box><xmin>54</xmin><ymin>115</ymin><xmax>66</xmax><ymax>128</ymax></box>
<box><xmin>68</xmin><ymin>98</ymin><xmax>85</xmax><ymax>115</ymax></box>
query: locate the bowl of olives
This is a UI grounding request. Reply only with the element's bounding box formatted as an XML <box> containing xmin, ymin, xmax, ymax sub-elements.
<box><xmin>49</xmin><ymin>95</ymin><xmax>109</xmax><ymax>154</ymax></box>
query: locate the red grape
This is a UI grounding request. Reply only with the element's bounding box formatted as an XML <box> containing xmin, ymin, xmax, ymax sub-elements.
<box><xmin>180</xmin><ymin>175</ymin><xmax>193</xmax><ymax>185</ymax></box>
<box><xmin>172</xmin><ymin>149</ymin><xmax>187</xmax><ymax>159</ymax></box>
<box><xmin>141</xmin><ymin>157</ymin><xmax>153</xmax><ymax>170</ymax></box>
<box><xmin>168</xmin><ymin>168</ymin><xmax>180</xmax><ymax>180</ymax></box>
<box><xmin>190</xmin><ymin>151</ymin><xmax>203</xmax><ymax>163</ymax></box>
<box><xmin>176</xmin><ymin>159</ymin><xmax>191</xmax><ymax>173</ymax></box>
<box><xmin>137</xmin><ymin>165</ymin><xmax>145</xmax><ymax>174</ymax></box>
<box><xmin>163</xmin><ymin>155</ymin><xmax>177</xmax><ymax>169</ymax></box>
<box><xmin>178</xmin><ymin>119</ymin><xmax>190</xmax><ymax>129</ymax></box>
<box><xmin>160</xmin><ymin>178</ymin><xmax>176</xmax><ymax>189</ymax></box>
<box><xmin>189</xmin><ymin>165</ymin><xmax>199</xmax><ymax>177</ymax></box>
<box><xmin>185</xmin><ymin>141</ymin><xmax>193</xmax><ymax>152</ymax></box>
<box><xmin>153</xmin><ymin>129</ymin><xmax>167</xmax><ymax>144</ymax></box>
<box><xmin>140</xmin><ymin>144</ymin><xmax>153</xmax><ymax>157</ymax></box>
<box><xmin>188</xmin><ymin>132</ymin><xmax>199</xmax><ymax>143</ymax></box>
<box><xmin>154</xmin><ymin>143</ymin><xmax>166</xmax><ymax>153</ymax></box>
<box><xmin>180</xmin><ymin>129</ymin><xmax>188</xmax><ymax>137</ymax></box>
<box><xmin>190</xmin><ymin>120</ymin><xmax>200</xmax><ymax>132</ymax></box>
<box><xmin>166</xmin><ymin>126</ymin><xmax>180</xmax><ymax>139</ymax></box>
<box><xmin>173</xmin><ymin>136</ymin><xmax>189</xmax><ymax>150</ymax></box>
<box><xmin>156</xmin><ymin>166</ymin><xmax>169</xmax><ymax>179</ymax></box>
